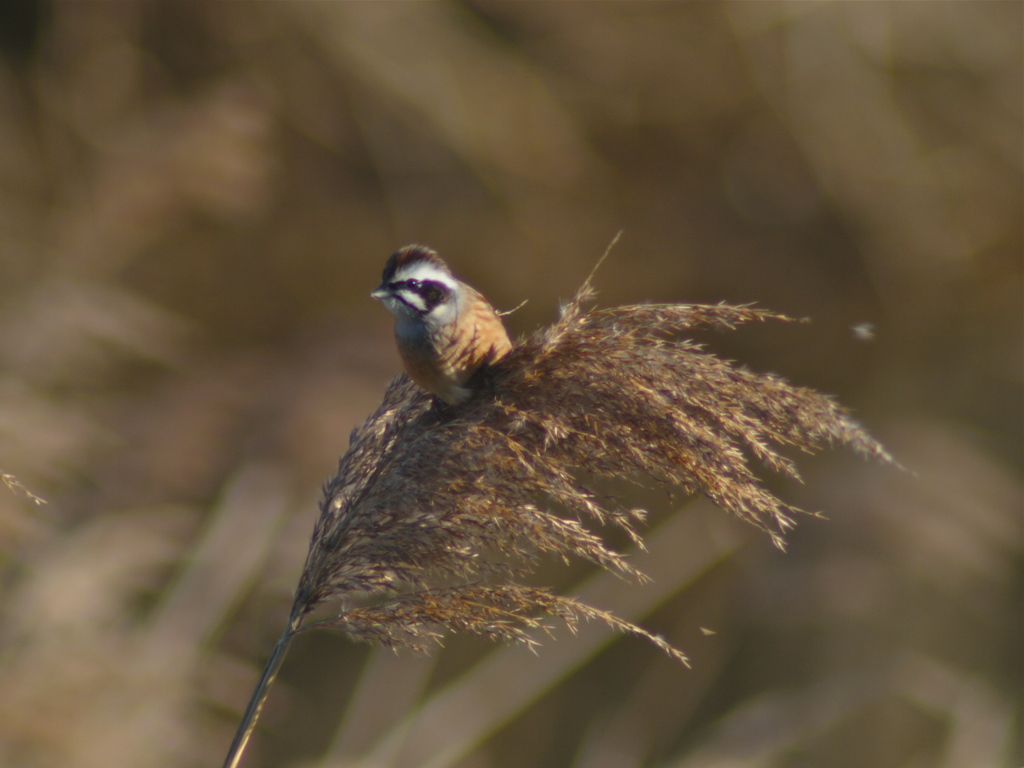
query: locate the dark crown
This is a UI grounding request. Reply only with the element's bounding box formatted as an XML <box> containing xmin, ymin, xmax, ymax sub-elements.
<box><xmin>381</xmin><ymin>245</ymin><xmax>452</xmax><ymax>285</ymax></box>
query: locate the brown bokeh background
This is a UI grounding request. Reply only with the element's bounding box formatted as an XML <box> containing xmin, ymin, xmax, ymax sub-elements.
<box><xmin>0</xmin><ymin>3</ymin><xmax>1019</xmax><ymax>767</ymax></box>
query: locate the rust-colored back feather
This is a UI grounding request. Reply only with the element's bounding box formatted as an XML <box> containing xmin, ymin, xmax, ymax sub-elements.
<box><xmin>398</xmin><ymin>285</ymin><xmax>511</xmax><ymax>404</ymax></box>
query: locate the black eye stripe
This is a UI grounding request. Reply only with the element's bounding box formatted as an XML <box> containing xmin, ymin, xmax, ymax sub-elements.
<box><xmin>391</xmin><ymin>279</ymin><xmax>449</xmax><ymax>311</ymax></box>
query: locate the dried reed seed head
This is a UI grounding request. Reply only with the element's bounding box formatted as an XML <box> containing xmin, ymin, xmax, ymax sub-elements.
<box><xmin>222</xmin><ymin>280</ymin><xmax>895</xmax><ymax>768</ymax></box>
<box><xmin>294</xmin><ymin>285</ymin><xmax>893</xmax><ymax>647</ymax></box>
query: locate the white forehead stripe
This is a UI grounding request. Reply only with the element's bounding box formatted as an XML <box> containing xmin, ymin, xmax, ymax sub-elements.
<box><xmin>395</xmin><ymin>262</ymin><xmax>458</xmax><ymax>291</ymax></box>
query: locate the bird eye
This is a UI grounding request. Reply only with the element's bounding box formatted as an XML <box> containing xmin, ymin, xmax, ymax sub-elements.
<box><xmin>405</xmin><ymin>279</ymin><xmax>421</xmax><ymax>289</ymax></box>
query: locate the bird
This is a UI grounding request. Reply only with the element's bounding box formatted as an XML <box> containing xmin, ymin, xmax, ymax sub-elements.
<box><xmin>371</xmin><ymin>245</ymin><xmax>513</xmax><ymax>405</ymax></box>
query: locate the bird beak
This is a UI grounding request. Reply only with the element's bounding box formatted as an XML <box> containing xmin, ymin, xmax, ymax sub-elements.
<box><xmin>370</xmin><ymin>286</ymin><xmax>389</xmax><ymax>301</ymax></box>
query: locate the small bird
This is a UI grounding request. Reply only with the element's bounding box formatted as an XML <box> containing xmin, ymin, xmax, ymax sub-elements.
<box><xmin>371</xmin><ymin>245</ymin><xmax>513</xmax><ymax>405</ymax></box>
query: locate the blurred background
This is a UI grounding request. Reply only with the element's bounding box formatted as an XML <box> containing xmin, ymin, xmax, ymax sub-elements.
<box><xmin>0</xmin><ymin>2</ymin><xmax>1019</xmax><ymax>767</ymax></box>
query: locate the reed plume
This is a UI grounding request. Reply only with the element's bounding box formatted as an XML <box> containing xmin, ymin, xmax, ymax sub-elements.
<box><xmin>222</xmin><ymin>256</ymin><xmax>893</xmax><ymax>767</ymax></box>
<box><xmin>1</xmin><ymin>472</ymin><xmax>45</xmax><ymax>505</ymax></box>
